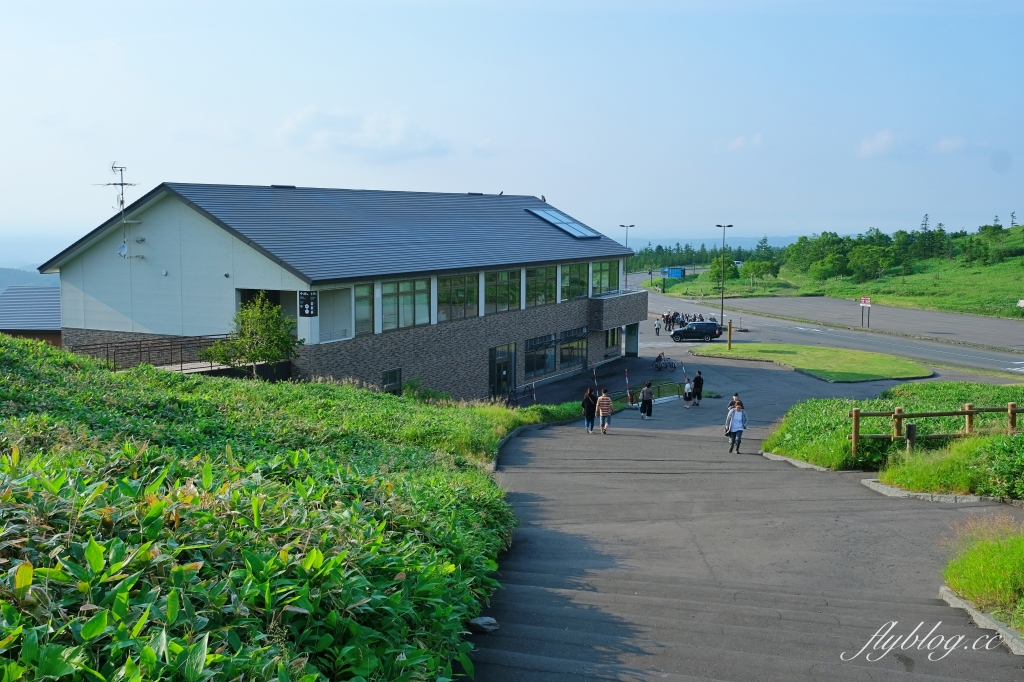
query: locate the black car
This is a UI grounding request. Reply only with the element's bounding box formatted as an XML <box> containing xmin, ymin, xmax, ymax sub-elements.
<box><xmin>671</xmin><ymin>321</ymin><xmax>723</xmax><ymax>342</ymax></box>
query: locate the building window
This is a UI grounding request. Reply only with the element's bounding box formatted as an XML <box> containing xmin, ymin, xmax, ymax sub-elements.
<box><xmin>319</xmin><ymin>288</ymin><xmax>352</xmax><ymax>342</ymax></box>
<box><xmin>382</xmin><ymin>278</ymin><xmax>430</xmax><ymax>331</ymax></box>
<box><xmin>485</xmin><ymin>270</ymin><xmax>521</xmax><ymax>314</ymax></box>
<box><xmin>437</xmin><ymin>274</ymin><xmax>478</xmax><ymax>322</ymax></box>
<box><xmin>559</xmin><ymin>327</ymin><xmax>588</xmax><ymax>370</ymax></box>
<box><xmin>355</xmin><ymin>284</ymin><xmax>374</xmax><ymax>336</ymax></box>
<box><xmin>525</xmin><ymin>334</ymin><xmax>556</xmax><ymax>381</ymax></box>
<box><xmin>382</xmin><ymin>368</ymin><xmax>402</xmax><ymax>395</ymax></box>
<box><xmin>592</xmin><ymin>260</ymin><xmax>620</xmax><ymax>296</ymax></box>
<box><xmin>525</xmin><ymin>266</ymin><xmax>557</xmax><ymax>307</ymax></box>
<box><xmin>606</xmin><ymin>327</ymin><xmax>620</xmax><ymax>348</ymax></box>
<box><xmin>561</xmin><ymin>263</ymin><xmax>588</xmax><ymax>301</ymax></box>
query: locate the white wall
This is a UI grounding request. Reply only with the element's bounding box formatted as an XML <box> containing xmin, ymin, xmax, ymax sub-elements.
<box><xmin>59</xmin><ymin>194</ymin><xmax>308</xmax><ymax>336</ymax></box>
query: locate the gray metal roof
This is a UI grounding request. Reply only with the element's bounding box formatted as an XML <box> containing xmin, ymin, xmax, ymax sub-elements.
<box><xmin>41</xmin><ymin>183</ymin><xmax>632</xmax><ymax>284</ymax></box>
<box><xmin>0</xmin><ymin>286</ymin><xmax>61</xmax><ymax>331</ymax></box>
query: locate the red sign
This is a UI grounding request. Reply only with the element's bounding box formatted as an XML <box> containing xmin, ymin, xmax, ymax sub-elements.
<box><xmin>860</xmin><ymin>297</ymin><xmax>872</xmax><ymax>307</ymax></box>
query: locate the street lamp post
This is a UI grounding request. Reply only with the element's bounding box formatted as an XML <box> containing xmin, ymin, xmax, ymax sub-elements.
<box><xmin>620</xmin><ymin>224</ymin><xmax>634</xmax><ymax>281</ymax></box>
<box><xmin>715</xmin><ymin>224</ymin><xmax>733</xmax><ymax>323</ymax></box>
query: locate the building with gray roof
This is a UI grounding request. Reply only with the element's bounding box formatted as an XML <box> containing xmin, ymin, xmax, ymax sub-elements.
<box><xmin>40</xmin><ymin>183</ymin><xmax>647</xmax><ymax>398</ymax></box>
<box><xmin>0</xmin><ymin>285</ymin><xmax>62</xmax><ymax>346</ymax></box>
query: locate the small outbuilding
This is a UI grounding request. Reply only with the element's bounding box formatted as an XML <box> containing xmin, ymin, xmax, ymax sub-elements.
<box><xmin>0</xmin><ymin>285</ymin><xmax>62</xmax><ymax>346</ymax></box>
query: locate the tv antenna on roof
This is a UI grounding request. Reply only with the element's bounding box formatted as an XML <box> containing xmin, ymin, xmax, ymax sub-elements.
<box><xmin>96</xmin><ymin>163</ymin><xmax>137</xmax><ymax>258</ymax></box>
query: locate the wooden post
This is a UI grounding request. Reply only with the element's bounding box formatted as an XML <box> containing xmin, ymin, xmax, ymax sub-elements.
<box><xmin>965</xmin><ymin>403</ymin><xmax>973</xmax><ymax>434</ymax></box>
<box><xmin>893</xmin><ymin>407</ymin><xmax>903</xmax><ymax>439</ymax></box>
<box><xmin>728</xmin><ymin>319</ymin><xmax>733</xmax><ymax>350</ymax></box>
<box><xmin>1009</xmin><ymin>402</ymin><xmax>1017</xmax><ymax>434</ymax></box>
<box><xmin>906</xmin><ymin>422</ymin><xmax>917</xmax><ymax>454</ymax></box>
<box><xmin>851</xmin><ymin>408</ymin><xmax>860</xmax><ymax>458</ymax></box>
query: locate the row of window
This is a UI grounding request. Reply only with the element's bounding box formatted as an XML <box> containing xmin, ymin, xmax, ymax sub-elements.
<box><xmin>348</xmin><ymin>261</ymin><xmax>619</xmax><ymax>335</ymax></box>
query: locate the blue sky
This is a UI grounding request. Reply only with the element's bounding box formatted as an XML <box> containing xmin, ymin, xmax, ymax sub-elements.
<box><xmin>1</xmin><ymin>0</ymin><xmax>1021</xmax><ymax>264</ymax></box>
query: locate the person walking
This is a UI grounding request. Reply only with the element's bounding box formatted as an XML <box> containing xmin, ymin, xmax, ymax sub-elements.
<box><xmin>692</xmin><ymin>371</ymin><xmax>704</xmax><ymax>407</ymax></box>
<box><xmin>639</xmin><ymin>381</ymin><xmax>654</xmax><ymax>419</ymax></box>
<box><xmin>582</xmin><ymin>387</ymin><xmax>598</xmax><ymax>433</ymax></box>
<box><xmin>597</xmin><ymin>388</ymin><xmax>614</xmax><ymax>435</ymax></box>
<box><xmin>654</xmin><ymin>318</ymin><xmax>661</xmax><ymax>336</ymax></box>
<box><xmin>728</xmin><ymin>393</ymin><xmax>740</xmax><ymax>410</ymax></box>
<box><xmin>683</xmin><ymin>378</ymin><xmax>693</xmax><ymax>408</ymax></box>
<box><xmin>725</xmin><ymin>401</ymin><xmax>748</xmax><ymax>453</ymax></box>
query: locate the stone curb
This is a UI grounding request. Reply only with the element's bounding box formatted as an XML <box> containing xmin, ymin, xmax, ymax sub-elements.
<box><xmin>939</xmin><ymin>586</ymin><xmax>1024</xmax><ymax>655</ymax></box>
<box><xmin>759</xmin><ymin>451</ymin><xmax>831</xmax><ymax>472</ymax></box>
<box><xmin>860</xmin><ymin>478</ymin><xmax>1009</xmax><ymax>504</ymax></box>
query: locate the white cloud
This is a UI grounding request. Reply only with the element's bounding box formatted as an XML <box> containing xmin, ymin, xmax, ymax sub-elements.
<box><xmin>857</xmin><ymin>130</ymin><xmax>893</xmax><ymax>158</ymax></box>
<box><xmin>935</xmin><ymin>136</ymin><xmax>964</xmax><ymax>153</ymax></box>
<box><xmin>726</xmin><ymin>132</ymin><xmax>762</xmax><ymax>151</ymax></box>
<box><xmin>281</xmin><ymin>108</ymin><xmax>451</xmax><ymax>162</ymax></box>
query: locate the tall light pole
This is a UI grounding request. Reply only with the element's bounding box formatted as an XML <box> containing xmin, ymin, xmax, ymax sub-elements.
<box><xmin>620</xmin><ymin>224</ymin><xmax>634</xmax><ymax>279</ymax></box>
<box><xmin>716</xmin><ymin>224</ymin><xmax>733</xmax><ymax>322</ymax></box>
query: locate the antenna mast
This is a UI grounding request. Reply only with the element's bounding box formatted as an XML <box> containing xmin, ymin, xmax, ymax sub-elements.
<box><xmin>98</xmin><ymin>163</ymin><xmax>137</xmax><ymax>257</ymax></box>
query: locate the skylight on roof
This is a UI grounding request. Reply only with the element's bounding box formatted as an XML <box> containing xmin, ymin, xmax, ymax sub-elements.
<box><xmin>526</xmin><ymin>208</ymin><xmax>601</xmax><ymax>239</ymax></box>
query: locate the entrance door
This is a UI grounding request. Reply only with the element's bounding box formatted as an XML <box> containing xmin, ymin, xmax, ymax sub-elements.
<box><xmin>625</xmin><ymin>323</ymin><xmax>639</xmax><ymax>357</ymax></box>
<box><xmin>489</xmin><ymin>343</ymin><xmax>516</xmax><ymax>398</ymax></box>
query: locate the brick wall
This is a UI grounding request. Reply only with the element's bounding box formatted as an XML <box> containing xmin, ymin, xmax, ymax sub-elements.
<box><xmin>62</xmin><ymin>328</ymin><xmax>182</xmax><ymax>348</ymax></box>
<box><xmin>64</xmin><ymin>292</ymin><xmax>646</xmax><ymax>401</ymax></box>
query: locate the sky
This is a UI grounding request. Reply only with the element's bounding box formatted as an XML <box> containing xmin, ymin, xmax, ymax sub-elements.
<box><xmin>1</xmin><ymin>0</ymin><xmax>1022</xmax><ymax>265</ymax></box>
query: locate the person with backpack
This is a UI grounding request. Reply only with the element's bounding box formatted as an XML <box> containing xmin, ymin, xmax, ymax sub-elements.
<box><xmin>639</xmin><ymin>381</ymin><xmax>654</xmax><ymax>420</ymax></box>
<box><xmin>692</xmin><ymin>371</ymin><xmax>704</xmax><ymax>407</ymax></box>
<box><xmin>582</xmin><ymin>387</ymin><xmax>598</xmax><ymax>434</ymax></box>
<box><xmin>725</xmin><ymin>401</ymin><xmax>748</xmax><ymax>453</ymax></box>
<box><xmin>597</xmin><ymin>388</ymin><xmax>614</xmax><ymax>435</ymax></box>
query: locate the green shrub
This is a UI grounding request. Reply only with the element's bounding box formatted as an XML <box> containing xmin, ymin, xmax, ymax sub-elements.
<box><xmin>0</xmin><ymin>335</ymin><xmax>545</xmax><ymax>680</ymax></box>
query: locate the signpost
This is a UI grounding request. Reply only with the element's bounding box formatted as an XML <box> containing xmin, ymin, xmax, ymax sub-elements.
<box><xmin>860</xmin><ymin>296</ymin><xmax>871</xmax><ymax>328</ymax></box>
<box><xmin>299</xmin><ymin>291</ymin><xmax>319</xmax><ymax>317</ymax></box>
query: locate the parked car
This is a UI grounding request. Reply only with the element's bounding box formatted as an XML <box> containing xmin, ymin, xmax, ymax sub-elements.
<box><xmin>671</xmin><ymin>321</ymin><xmax>723</xmax><ymax>342</ymax></box>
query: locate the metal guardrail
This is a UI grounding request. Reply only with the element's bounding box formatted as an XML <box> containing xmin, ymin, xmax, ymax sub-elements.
<box><xmin>69</xmin><ymin>334</ymin><xmax>229</xmax><ymax>372</ymax></box>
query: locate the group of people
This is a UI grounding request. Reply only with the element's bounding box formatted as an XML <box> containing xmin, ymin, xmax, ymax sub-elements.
<box><xmin>654</xmin><ymin>311</ymin><xmax>716</xmax><ymax>335</ymax></box>
<box><xmin>581</xmin><ymin>377</ymin><xmax>749</xmax><ymax>453</ymax></box>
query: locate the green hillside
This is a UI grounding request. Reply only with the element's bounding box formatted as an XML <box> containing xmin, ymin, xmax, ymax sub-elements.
<box><xmin>641</xmin><ymin>219</ymin><xmax>1024</xmax><ymax>319</ymax></box>
<box><xmin>0</xmin><ymin>335</ymin><xmax>571</xmax><ymax>681</ymax></box>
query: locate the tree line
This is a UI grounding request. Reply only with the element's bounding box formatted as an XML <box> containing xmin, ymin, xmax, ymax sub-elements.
<box><xmin>630</xmin><ymin>213</ymin><xmax>1021</xmax><ymax>284</ymax></box>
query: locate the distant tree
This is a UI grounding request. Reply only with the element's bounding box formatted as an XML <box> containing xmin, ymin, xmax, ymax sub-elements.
<box><xmin>1011</xmin><ymin>212</ymin><xmax>1017</xmax><ymax>229</ymax></box>
<box><xmin>707</xmin><ymin>256</ymin><xmax>740</xmax><ymax>281</ymax></box>
<box><xmin>807</xmin><ymin>253</ymin><xmax>848</xmax><ymax>282</ymax></box>
<box><xmin>847</xmin><ymin>246</ymin><xmax>886</xmax><ymax>283</ymax></box>
<box><xmin>200</xmin><ymin>292</ymin><xmax>302</xmax><ymax>377</ymax></box>
<box><xmin>887</xmin><ymin>230</ymin><xmax>915</xmax><ymax>275</ymax></box>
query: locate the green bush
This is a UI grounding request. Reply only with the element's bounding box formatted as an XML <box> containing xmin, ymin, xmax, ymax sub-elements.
<box><xmin>0</xmin><ymin>335</ymin><xmax>550</xmax><ymax>681</ymax></box>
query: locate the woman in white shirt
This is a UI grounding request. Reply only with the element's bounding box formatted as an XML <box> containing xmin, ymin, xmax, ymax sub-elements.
<box><xmin>725</xmin><ymin>401</ymin><xmax>748</xmax><ymax>453</ymax></box>
<box><xmin>683</xmin><ymin>380</ymin><xmax>693</xmax><ymax>408</ymax></box>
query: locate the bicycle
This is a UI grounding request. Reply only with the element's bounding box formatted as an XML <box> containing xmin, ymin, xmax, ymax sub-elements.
<box><xmin>653</xmin><ymin>357</ymin><xmax>677</xmax><ymax>371</ymax></box>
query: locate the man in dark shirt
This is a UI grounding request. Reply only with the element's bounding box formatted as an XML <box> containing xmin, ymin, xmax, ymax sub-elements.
<box><xmin>692</xmin><ymin>371</ymin><xmax>704</xmax><ymax>406</ymax></box>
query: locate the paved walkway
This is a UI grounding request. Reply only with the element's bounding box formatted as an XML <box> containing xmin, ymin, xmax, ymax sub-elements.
<box><xmin>471</xmin><ymin>356</ymin><xmax>1024</xmax><ymax>681</ymax></box>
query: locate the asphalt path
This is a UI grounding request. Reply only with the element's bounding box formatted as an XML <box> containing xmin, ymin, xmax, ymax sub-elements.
<box><xmin>627</xmin><ymin>274</ymin><xmax>1024</xmax><ymax>378</ymax></box>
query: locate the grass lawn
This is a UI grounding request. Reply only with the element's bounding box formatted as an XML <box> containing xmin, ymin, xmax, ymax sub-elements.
<box><xmin>0</xmin><ymin>334</ymin><xmax>584</xmax><ymax>681</ymax></box>
<box><xmin>690</xmin><ymin>343</ymin><xmax>931</xmax><ymax>382</ymax></box>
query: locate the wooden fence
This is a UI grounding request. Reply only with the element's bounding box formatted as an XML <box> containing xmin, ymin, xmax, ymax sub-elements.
<box><xmin>847</xmin><ymin>402</ymin><xmax>1020</xmax><ymax>456</ymax></box>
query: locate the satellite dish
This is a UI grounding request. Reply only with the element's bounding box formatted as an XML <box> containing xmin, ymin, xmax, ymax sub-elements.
<box><xmin>118</xmin><ymin>242</ymin><xmax>128</xmax><ymax>258</ymax></box>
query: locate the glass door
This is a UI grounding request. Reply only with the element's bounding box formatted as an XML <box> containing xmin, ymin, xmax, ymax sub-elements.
<box><xmin>489</xmin><ymin>343</ymin><xmax>516</xmax><ymax>398</ymax></box>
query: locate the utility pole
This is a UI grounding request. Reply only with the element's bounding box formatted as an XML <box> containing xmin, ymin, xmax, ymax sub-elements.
<box><xmin>716</xmin><ymin>224</ymin><xmax>733</xmax><ymax>322</ymax></box>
